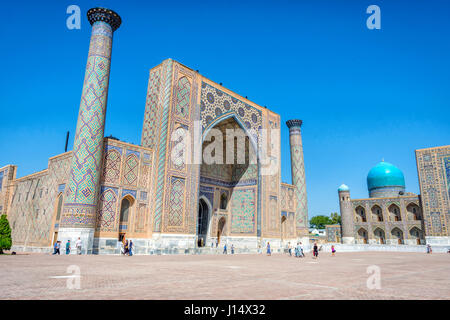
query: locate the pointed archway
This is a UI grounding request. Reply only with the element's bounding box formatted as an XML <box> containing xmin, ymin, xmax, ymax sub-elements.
<box><xmin>197</xmin><ymin>198</ymin><xmax>211</xmax><ymax>247</ymax></box>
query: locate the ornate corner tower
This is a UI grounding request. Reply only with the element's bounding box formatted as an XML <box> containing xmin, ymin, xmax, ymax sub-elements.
<box><xmin>59</xmin><ymin>8</ymin><xmax>121</xmax><ymax>253</ymax></box>
<box><xmin>286</xmin><ymin>119</ymin><xmax>309</xmax><ymax>237</ymax></box>
<box><xmin>338</xmin><ymin>184</ymin><xmax>354</xmax><ymax>244</ymax></box>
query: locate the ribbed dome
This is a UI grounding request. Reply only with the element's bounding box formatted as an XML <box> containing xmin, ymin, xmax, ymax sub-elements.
<box><xmin>367</xmin><ymin>161</ymin><xmax>405</xmax><ymax>191</ymax></box>
<box><xmin>338</xmin><ymin>184</ymin><xmax>349</xmax><ymax>192</ymax></box>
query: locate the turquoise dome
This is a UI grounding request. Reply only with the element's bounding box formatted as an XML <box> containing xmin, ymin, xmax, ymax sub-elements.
<box><xmin>367</xmin><ymin>161</ymin><xmax>405</xmax><ymax>191</ymax></box>
<box><xmin>338</xmin><ymin>184</ymin><xmax>349</xmax><ymax>192</ymax></box>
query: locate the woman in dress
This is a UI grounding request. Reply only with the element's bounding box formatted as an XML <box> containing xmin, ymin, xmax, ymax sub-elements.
<box><xmin>266</xmin><ymin>242</ymin><xmax>271</xmax><ymax>256</ymax></box>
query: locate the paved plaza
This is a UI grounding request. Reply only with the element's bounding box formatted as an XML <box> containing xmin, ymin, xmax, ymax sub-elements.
<box><xmin>0</xmin><ymin>251</ymin><xmax>449</xmax><ymax>300</ymax></box>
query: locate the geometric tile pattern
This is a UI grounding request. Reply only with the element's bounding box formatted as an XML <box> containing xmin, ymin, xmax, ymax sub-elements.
<box><xmin>122</xmin><ymin>154</ymin><xmax>139</xmax><ymax>186</ymax></box>
<box><xmin>153</xmin><ymin>59</ymin><xmax>174</xmax><ymax>232</ymax></box>
<box><xmin>231</xmin><ymin>188</ymin><xmax>255</xmax><ymax>233</ymax></box>
<box><xmin>416</xmin><ymin>145</ymin><xmax>450</xmax><ymax>237</ymax></box>
<box><xmin>141</xmin><ymin>68</ymin><xmax>162</xmax><ymax>149</ymax></box>
<box><xmin>167</xmin><ymin>177</ymin><xmax>185</xmax><ymax>227</ymax></box>
<box><xmin>139</xmin><ymin>163</ymin><xmax>150</xmax><ymax>189</ymax></box>
<box><xmin>174</xmin><ymin>76</ymin><xmax>190</xmax><ymax>119</ymax></box>
<box><xmin>135</xmin><ymin>203</ymin><xmax>147</xmax><ymax>232</ymax></box>
<box><xmin>287</xmin><ymin>121</ymin><xmax>308</xmax><ymax>232</ymax></box>
<box><xmin>96</xmin><ymin>187</ymin><xmax>118</xmax><ymax>231</ymax></box>
<box><xmin>7</xmin><ymin>153</ymin><xmax>71</xmax><ymax>247</ymax></box>
<box><xmin>62</xmin><ymin>21</ymin><xmax>114</xmax><ymax>228</ymax></box>
<box><xmin>200</xmin><ymin>82</ymin><xmax>262</xmax><ymax>144</ymax></box>
<box><xmin>268</xmin><ymin>196</ymin><xmax>278</xmax><ymax>231</ymax></box>
<box><xmin>103</xmin><ymin>148</ymin><xmax>121</xmax><ymax>184</ymax></box>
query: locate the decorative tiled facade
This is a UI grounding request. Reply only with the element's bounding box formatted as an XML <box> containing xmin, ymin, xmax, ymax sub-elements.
<box><xmin>339</xmin><ymin>186</ymin><xmax>427</xmax><ymax>245</ymax></box>
<box><xmin>286</xmin><ymin>120</ymin><xmax>308</xmax><ymax>236</ymax></box>
<box><xmin>61</xmin><ymin>20</ymin><xmax>118</xmax><ymax>230</ymax></box>
<box><xmin>416</xmin><ymin>145</ymin><xmax>450</xmax><ymax>243</ymax></box>
<box><xmin>1</xmin><ymin>7</ymin><xmax>306</xmax><ymax>253</ymax></box>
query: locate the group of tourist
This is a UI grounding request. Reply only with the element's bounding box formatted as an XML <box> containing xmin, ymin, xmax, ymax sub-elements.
<box><xmin>222</xmin><ymin>243</ymin><xmax>235</xmax><ymax>254</ymax></box>
<box><xmin>264</xmin><ymin>241</ymin><xmax>336</xmax><ymax>259</ymax></box>
<box><xmin>121</xmin><ymin>238</ymin><xmax>133</xmax><ymax>256</ymax></box>
<box><xmin>264</xmin><ymin>241</ymin><xmax>325</xmax><ymax>257</ymax></box>
<box><xmin>52</xmin><ymin>237</ymin><xmax>83</xmax><ymax>255</ymax></box>
<box><xmin>287</xmin><ymin>242</ymin><xmax>306</xmax><ymax>257</ymax></box>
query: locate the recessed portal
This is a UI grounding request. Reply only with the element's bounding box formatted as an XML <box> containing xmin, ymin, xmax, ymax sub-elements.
<box><xmin>197</xmin><ymin>199</ymin><xmax>210</xmax><ymax>247</ymax></box>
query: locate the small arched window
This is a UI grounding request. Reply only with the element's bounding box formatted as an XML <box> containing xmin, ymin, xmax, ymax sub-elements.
<box><xmin>220</xmin><ymin>193</ymin><xmax>228</xmax><ymax>210</ymax></box>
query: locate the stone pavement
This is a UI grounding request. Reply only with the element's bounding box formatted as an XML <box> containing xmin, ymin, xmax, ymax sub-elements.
<box><xmin>0</xmin><ymin>251</ymin><xmax>449</xmax><ymax>300</ymax></box>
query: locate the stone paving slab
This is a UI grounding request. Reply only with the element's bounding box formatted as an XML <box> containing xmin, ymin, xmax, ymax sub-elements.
<box><xmin>0</xmin><ymin>252</ymin><xmax>449</xmax><ymax>300</ymax></box>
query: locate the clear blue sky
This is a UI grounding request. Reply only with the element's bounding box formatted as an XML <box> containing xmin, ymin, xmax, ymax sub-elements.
<box><xmin>1</xmin><ymin>0</ymin><xmax>449</xmax><ymax>218</ymax></box>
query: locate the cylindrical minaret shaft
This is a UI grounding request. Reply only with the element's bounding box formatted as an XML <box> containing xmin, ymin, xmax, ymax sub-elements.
<box><xmin>338</xmin><ymin>185</ymin><xmax>354</xmax><ymax>244</ymax></box>
<box><xmin>286</xmin><ymin>119</ymin><xmax>308</xmax><ymax>236</ymax></box>
<box><xmin>59</xmin><ymin>8</ymin><xmax>121</xmax><ymax>253</ymax></box>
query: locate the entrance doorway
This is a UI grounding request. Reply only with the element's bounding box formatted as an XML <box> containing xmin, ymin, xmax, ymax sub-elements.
<box><xmin>197</xmin><ymin>199</ymin><xmax>210</xmax><ymax>247</ymax></box>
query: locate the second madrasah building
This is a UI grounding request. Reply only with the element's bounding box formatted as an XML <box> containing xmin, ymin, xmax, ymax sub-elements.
<box><xmin>338</xmin><ymin>161</ymin><xmax>426</xmax><ymax>245</ymax></box>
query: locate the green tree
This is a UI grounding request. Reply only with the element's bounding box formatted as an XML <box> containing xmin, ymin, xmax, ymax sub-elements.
<box><xmin>330</xmin><ymin>212</ymin><xmax>341</xmax><ymax>225</ymax></box>
<box><xmin>309</xmin><ymin>215</ymin><xmax>332</xmax><ymax>229</ymax></box>
<box><xmin>0</xmin><ymin>214</ymin><xmax>12</xmax><ymax>254</ymax></box>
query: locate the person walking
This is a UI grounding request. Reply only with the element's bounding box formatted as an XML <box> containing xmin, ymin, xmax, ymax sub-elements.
<box><xmin>121</xmin><ymin>237</ymin><xmax>127</xmax><ymax>255</ymax></box>
<box><xmin>65</xmin><ymin>240</ymin><xmax>71</xmax><ymax>255</ymax></box>
<box><xmin>52</xmin><ymin>241</ymin><xmax>59</xmax><ymax>255</ymax></box>
<box><xmin>223</xmin><ymin>243</ymin><xmax>227</xmax><ymax>254</ymax></box>
<box><xmin>313</xmin><ymin>242</ymin><xmax>319</xmax><ymax>259</ymax></box>
<box><xmin>128</xmin><ymin>240</ymin><xmax>133</xmax><ymax>256</ymax></box>
<box><xmin>299</xmin><ymin>242</ymin><xmax>304</xmax><ymax>257</ymax></box>
<box><xmin>426</xmin><ymin>244</ymin><xmax>432</xmax><ymax>254</ymax></box>
<box><xmin>266</xmin><ymin>242</ymin><xmax>271</xmax><ymax>256</ymax></box>
<box><xmin>288</xmin><ymin>242</ymin><xmax>292</xmax><ymax>257</ymax></box>
<box><xmin>231</xmin><ymin>244</ymin><xmax>235</xmax><ymax>254</ymax></box>
<box><xmin>124</xmin><ymin>240</ymin><xmax>129</xmax><ymax>255</ymax></box>
<box><xmin>76</xmin><ymin>237</ymin><xmax>82</xmax><ymax>255</ymax></box>
<box><xmin>331</xmin><ymin>245</ymin><xmax>336</xmax><ymax>257</ymax></box>
<box><xmin>216</xmin><ymin>239</ymin><xmax>219</xmax><ymax>248</ymax></box>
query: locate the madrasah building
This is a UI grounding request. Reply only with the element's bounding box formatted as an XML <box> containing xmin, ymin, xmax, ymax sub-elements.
<box><xmin>338</xmin><ymin>145</ymin><xmax>450</xmax><ymax>247</ymax></box>
<box><xmin>1</xmin><ymin>8</ymin><xmax>448</xmax><ymax>255</ymax></box>
<box><xmin>0</xmin><ymin>8</ymin><xmax>309</xmax><ymax>254</ymax></box>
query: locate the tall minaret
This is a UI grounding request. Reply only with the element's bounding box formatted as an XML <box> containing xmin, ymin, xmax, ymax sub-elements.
<box><xmin>338</xmin><ymin>184</ymin><xmax>354</xmax><ymax>244</ymax></box>
<box><xmin>59</xmin><ymin>8</ymin><xmax>121</xmax><ymax>253</ymax></box>
<box><xmin>286</xmin><ymin>119</ymin><xmax>309</xmax><ymax>237</ymax></box>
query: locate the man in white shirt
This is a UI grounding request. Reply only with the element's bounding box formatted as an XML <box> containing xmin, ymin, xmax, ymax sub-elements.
<box><xmin>299</xmin><ymin>242</ymin><xmax>304</xmax><ymax>257</ymax></box>
<box><xmin>76</xmin><ymin>237</ymin><xmax>82</xmax><ymax>255</ymax></box>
